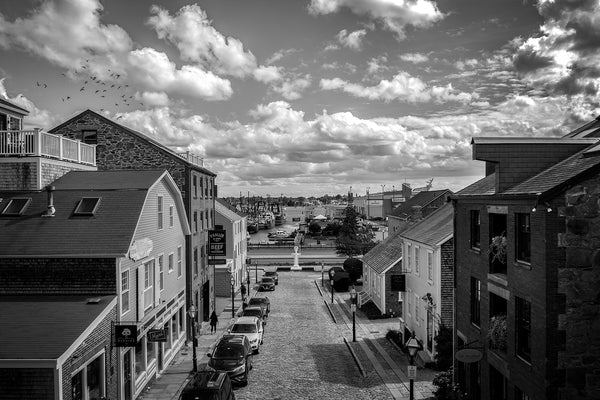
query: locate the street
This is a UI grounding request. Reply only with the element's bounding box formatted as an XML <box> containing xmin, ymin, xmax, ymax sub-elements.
<box><xmin>232</xmin><ymin>271</ymin><xmax>395</xmax><ymax>400</ymax></box>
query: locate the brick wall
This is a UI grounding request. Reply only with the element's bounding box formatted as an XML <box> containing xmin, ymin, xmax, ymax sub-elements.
<box><xmin>0</xmin><ymin>368</ymin><xmax>54</xmax><ymax>400</ymax></box>
<box><xmin>440</xmin><ymin>238</ymin><xmax>454</xmax><ymax>329</ymax></box>
<box><xmin>556</xmin><ymin>179</ymin><xmax>600</xmax><ymax>400</ymax></box>
<box><xmin>0</xmin><ymin>258</ymin><xmax>116</xmax><ymax>294</ymax></box>
<box><xmin>61</xmin><ymin>305</ymin><xmax>118</xmax><ymax>400</ymax></box>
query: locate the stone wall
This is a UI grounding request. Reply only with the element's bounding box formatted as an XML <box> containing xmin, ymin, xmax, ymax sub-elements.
<box><xmin>557</xmin><ymin>180</ymin><xmax>600</xmax><ymax>400</ymax></box>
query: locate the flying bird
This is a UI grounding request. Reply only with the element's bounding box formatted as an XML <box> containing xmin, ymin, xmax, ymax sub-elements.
<box><xmin>101</xmin><ymin>95</ymin><xmax>105</xmax><ymax>98</ymax></box>
<box><xmin>95</xmin><ymin>90</ymin><xmax>100</xmax><ymax>93</ymax></box>
<box><xmin>140</xmin><ymin>102</ymin><xmax>144</xmax><ymax>106</ymax></box>
<box><xmin>84</xmin><ymin>80</ymin><xmax>88</xmax><ymax>85</ymax></box>
<box><xmin>116</xmin><ymin>116</ymin><xmax>123</xmax><ymax>120</ymax></box>
<box><xmin>80</xmin><ymin>87</ymin><xmax>85</xmax><ymax>91</ymax></box>
<box><xmin>111</xmin><ymin>84</ymin><xmax>115</xmax><ymax>88</ymax></box>
<box><xmin>61</xmin><ymin>73</ymin><xmax>66</xmax><ymax>77</ymax></box>
<box><xmin>36</xmin><ymin>81</ymin><xmax>41</xmax><ymax>87</ymax></box>
<box><xmin>66</xmin><ymin>96</ymin><xmax>71</xmax><ymax>100</ymax></box>
<box><xmin>43</xmin><ymin>84</ymin><xmax>47</xmax><ymax>88</ymax></box>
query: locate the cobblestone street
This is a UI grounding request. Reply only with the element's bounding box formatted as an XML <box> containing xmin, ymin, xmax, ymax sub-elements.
<box><xmin>233</xmin><ymin>271</ymin><xmax>395</xmax><ymax>400</ymax></box>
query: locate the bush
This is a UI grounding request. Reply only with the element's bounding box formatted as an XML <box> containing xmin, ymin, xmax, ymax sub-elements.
<box><xmin>333</xmin><ymin>274</ymin><xmax>350</xmax><ymax>291</ymax></box>
<box><xmin>343</xmin><ymin>257</ymin><xmax>363</xmax><ymax>283</ymax></box>
<box><xmin>309</xmin><ymin>222</ymin><xmax>322</xmax><ymax>235</ymax></box>
<box><xmin>432</xmin><ymin>368</ymin><xmax>463</xmax><ymax>400</ymax></box>
<box><xmin>434</xmin><ymin>324</ymin><xmax>453</xmax><ymax>370</ymax></box>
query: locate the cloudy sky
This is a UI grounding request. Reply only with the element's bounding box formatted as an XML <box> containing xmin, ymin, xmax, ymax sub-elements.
<box><xmin>1</xmin><ymin>0</ymin><xmax>599</xmax><ymax>197</ymax></box>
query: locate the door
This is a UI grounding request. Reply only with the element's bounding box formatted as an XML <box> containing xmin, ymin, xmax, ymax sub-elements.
<box><xmin>123</xmin><ymin>350</ymin><xmax>133</xmax><ymax>400</ymax></box>
<box><xmin>158</xmin><ymin>342</ymin><xmax>164</xmax><ymax>371</ymax></box>
<box><xmin>202</xmin><ymin>281</ymin><xmax>210</xmax><ymax>321</ymax></box>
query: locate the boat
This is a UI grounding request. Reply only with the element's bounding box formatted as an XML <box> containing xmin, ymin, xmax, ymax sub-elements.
<box><xmin>268</xmin><ymin>230</ymin><xmax>290</xmax><ymax>239</ymax></box>
<box><xmin>247</xmin><ymin>218</ymin><xmax>259</xmax><ymax>233</ymax></box>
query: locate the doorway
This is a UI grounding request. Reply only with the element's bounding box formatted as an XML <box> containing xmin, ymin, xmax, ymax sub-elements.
<box><xmin>123</xmin><ymin>350</ymin><xmax>132</xmax><ymax>400</ymax></box>
<box><xmin>202</xmin><ymin>281</ymin><xmax>210</xmax><ymax>321</ymax></box>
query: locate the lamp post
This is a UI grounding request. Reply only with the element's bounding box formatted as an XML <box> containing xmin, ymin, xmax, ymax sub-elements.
<box><xmin>187</xmin><ymin>305</ymin><xmax>198</xmax><ymax>372</ymax></box>
<box><xmin>366</xmin><ymin>187</ymin><xmax>370</xmax><ymax>220</ymax></box>
<box><xmin>350</xmin><ymin>286</ymin><xmax>357</xmax><ymax>342</ymax></box>
<box><xmin>230</xmin><ymin>267</ymin><xmax>235</xmax><ymax>318</ymax></box>
<box><xmin>321</xmin><ymin>262</ymin><xmax>324</xmax><ymax>287</ymax></box>
<box><xmin>406</xmin><ymin>333</ymin><xmax>422</xmax><ymax>400</ymax></box>
<box><xmin>330</xmin><ymin>278</ymin><xmax>334</xmax><ymax>304</ymax></box>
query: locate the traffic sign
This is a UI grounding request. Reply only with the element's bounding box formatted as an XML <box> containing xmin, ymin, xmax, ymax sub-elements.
<box><xmin>407</xmin><ymin>365</ymin><xmax>417</xmax><ymax>379</ymax></box>
<box><xmin>351</xmin><ymin>304</ymin><xmax>356</xmax><ymax>312</ymax></box>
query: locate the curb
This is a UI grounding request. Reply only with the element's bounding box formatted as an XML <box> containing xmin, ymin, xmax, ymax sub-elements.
<box><xmin>344</xmin><ymin>337</ymin><xmax>367</xmax><ymax>377</ymax></box>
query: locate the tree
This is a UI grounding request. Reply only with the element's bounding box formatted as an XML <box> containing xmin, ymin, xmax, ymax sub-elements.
<box><xmin>308</xmin><ymin>221</ymin><xmax>322</xmax><ymax>235</ymax></box>
<box><xmin>343</xmin><ymin>257</ymin><xmax>363</xmax><ymax>283</ymax></box>
<box><xmin>336</xmin><ymin>206</ymin><xmax>376</xmax><ymax>257</ymax></box>
<box><xmin>434</xmin><ymin>324</ymin><xmax>453</xmax><ymax>370</ymax></box>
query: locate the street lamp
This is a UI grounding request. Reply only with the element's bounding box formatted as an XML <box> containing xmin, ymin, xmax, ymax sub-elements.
<box><xmin>321</xmin><ymin>262</ymin><xmax>324</xmax><ymax>287</ymax></box>
<box><xmin>187</xmin><ymin>305</ymin><xmax>198</xmax><ymax>372</ymax></box>
<box><xmin>350</xmin><ymin>286</ymin><xmax>357</xmax><ymax>342</ymax></box>
<box><xmin>406</xmin><ymin>333</ymin><xmax>422</xmax><ymax>400</ymax></box>
<box><xmin>330</xmin><ymin>277</ymin><xmax>334</xmax><ymax>304</ymax></box>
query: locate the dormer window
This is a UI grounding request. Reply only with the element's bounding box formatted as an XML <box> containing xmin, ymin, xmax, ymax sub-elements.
<box><xmin>1</xmin><ymin>198</ymin><xmax>31</xmax><ymax>216</ymax></box>
<box><xmin>74</xmin><ymin>197</ymin><xmax>101</xmax><ymax>215</ymax></box>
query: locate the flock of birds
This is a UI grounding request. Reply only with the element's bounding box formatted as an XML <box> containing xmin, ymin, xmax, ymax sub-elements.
<box><xmin>35</xmin><ymin>60</ymin><xmax>145</xmax><ymax>117</ymax></box>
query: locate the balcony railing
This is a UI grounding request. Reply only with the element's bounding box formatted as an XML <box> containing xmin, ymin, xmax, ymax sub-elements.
<box><xmin>0</xmin><ymin>129</ymin><xmax>96</xmax><ymax>166</ymax></box>
<box><xmin>178</xmin><ymin>151</ymin><xmax>204</xmax><ymax>168</ymax></box>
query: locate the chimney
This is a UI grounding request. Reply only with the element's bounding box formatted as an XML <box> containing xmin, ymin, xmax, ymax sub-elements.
<box><xmin>42</xmin><ymin>185</ymin><xmax>56</xmax><ymax>217</ymax></box>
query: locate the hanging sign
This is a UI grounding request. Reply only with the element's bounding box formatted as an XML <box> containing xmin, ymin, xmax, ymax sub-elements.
<box><xmin>455</xmin><ymin>348</ymin><xmax>483</xmax><ymax>363</ymax></box>
<box><xmin>114</xmin><ymin>324</ymin><xmax>137</xmax><ymax>347</ymax></box>
<box><xmin>208</xmin><ymin>229</ymin><xmax>226</xmax><ymax>256</ymax></box>
<box><xmin>147</xmin><ymin>329</ymin><xmax>167</xmax><ymax>342</ymax></box>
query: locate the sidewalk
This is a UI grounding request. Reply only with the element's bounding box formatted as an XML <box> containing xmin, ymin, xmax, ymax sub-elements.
<box><xmin>138</xmin><ymin>291</ymin><xmax>248</xmax><ymax>400</ymax></box>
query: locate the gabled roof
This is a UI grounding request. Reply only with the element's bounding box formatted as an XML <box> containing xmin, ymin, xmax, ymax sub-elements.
<box><xmin>362</xmin><ymin>231</ymin><xmax>403</xmax><ymax>274</ymax></box>
<box><xmin>455</xmin><ymin>173</ymin><xmax>496</xmax><ymax>196</ymax></box>
<box><xmin>0</xmin><ymin>170</ymin><xmax>190</xmax><ymax>257</ymax></box>
<box><xmin>49</xmin><ymin>109</ymin><xmax>216</xmax><ymax>177</ymax></box>
<box><xmin>216</xmin><ymin>199</ymin><xmax>244</xmax><ymax>222</ymax></box>
<box><xmin>399</xmin><ymin>203</ymin><xmax>453</xmax><ymax>246</ymax></box>
<box><xmin>389</xmin><ymin>189</ymin><xmax>452</xmax><ymax>219</ymax></box>
<box><xmin>0</xmin><ymin>97</ymin><xmax>29</xmax><ymax>115</ymax></box>
<box><xmin>562</xmin><ymin>116</ymin><xmax>600</xmax><ymax>139</ymax></box>
<box><xmin>0</xmin><ymin>295</ymin><xmax>115</xmax><ymax>360</ymax></box>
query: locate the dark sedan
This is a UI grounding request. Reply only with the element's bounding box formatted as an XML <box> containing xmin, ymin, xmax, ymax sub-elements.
<box><xmin>258</xmin><ymin>277</ymin><xmax>275</xmax><ymax>291</ymax></box>
<box><xmin>263</xmin><ymin>270</ymin><xmax>279</xmax><ymax>285</ymax></box>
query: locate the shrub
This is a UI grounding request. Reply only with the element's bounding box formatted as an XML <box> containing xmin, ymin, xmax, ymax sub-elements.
<box><xmin>432</xmin><ymin>368</ymin><xmax>463</xmax><ymax>400</ymax></box>
<box><xmin>343</xmin><ymin>257</ymin><xmax>363</xmax><ymax>283</ymax></box>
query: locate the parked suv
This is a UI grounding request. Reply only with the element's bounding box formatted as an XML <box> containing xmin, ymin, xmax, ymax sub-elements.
<box><xmin>241</xmin><ymin>306</ymin><xmax>267</xmax><ymax>326</ymax></box>
<box><xmin>263</xmin><ymin>270</ymin><xmax>278</xmax><ymax>285</ymax></box>
<box><xmin>228</xmin><ymin>316</ymin><xmax>264</xmax><ymax>354</ymax></box>
<box><xmin>259</xmin><ymin>277</ymin><xmax>275</xmax><ymax>291</ymax></box>
<box><xmin>180</xmin><ymin>371</ymin><xmax>236</xmax><ymax>399</ymax></box>
<box><xmin>247</xmin><ymin>296</ymin><xmax>270</xmax><ymax>315</ymax></box>
<box><xmin>206</xmin><ymin>335</ymin><xmax>253</xmax><ymax>386</ymax></box>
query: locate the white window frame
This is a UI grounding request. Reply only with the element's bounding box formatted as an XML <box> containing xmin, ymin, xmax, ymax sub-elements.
<box><xmin>168</xmin><ymin>252</ymin><xmax>174</xmax><ymax>273</ymax></box>
<box><xmin>121</xmin><ymin>270</ymin><xmax>130</xmax><ymax>315</ymax></box>
<box><xmin>177</xmin><ymin>246</ymin><xmax>183</xmax><ymax>278</ymax></box>
<box><xmin>414</xmin><ymin>246</ymin><xmax>420</xmax><ymax>276</ymax></box>
<box><xmin>70</xmin><ymin>350</ymin><xmax>106</xmax><ymax>400</ymax></box>
<box><xmin>158</xmin><ymin>254</ymin><xmax>164</xmax><ymax>292</ymax></box>
<box><xmin>143</xmin><ymin>260</ymin><xmax>155</xmax><ymax>311</ymax></box>
<box><xmin>427</xmin><ymin>250</ymin><xmax>434</xmax><ymax>284</ymax></box>
<box><xmin>157</xmin><ymin>196</ymin><xmax>163</xmax><ymax>230</ymax></box>
<box><xmin>406</xmin><ymin>243</ymin><xmax>412</xmax><ymax>272</ymax></box>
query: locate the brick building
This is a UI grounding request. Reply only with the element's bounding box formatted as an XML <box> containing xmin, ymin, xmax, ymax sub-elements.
<box><xmin>451</xmin><ymin>133</ymin><xmax>600</xmax><ymax>400</ymax></box>
<box><xmin>399</xmin><ymin>203</ymin><xmax>454</xmax><ymax>363</ymax></box>
<box><xmin>49</xmin><ymin>110</ymin><xmax>217</xmax><ymax>324</ymax></box>
<box><xmin>0</xmin><ymin>169</ymin><xmax>191</xmax><ymax>399</ymax></box>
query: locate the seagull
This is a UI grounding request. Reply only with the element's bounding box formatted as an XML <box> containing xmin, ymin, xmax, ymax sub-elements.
<box><xmin>102</xmin><ymin>89</ymin><xmax>107</xmax><ymax>92</ymax></box>
<box><xmin>61</xmin><ymin>73</ymin><xmax>67</xmax><ymax>77</ymax></box>
<box><xmin>116</xmin><ymin>116</ymin><xmax>123</xmax><ymax>120</ymax></box>
<box><xmin>66</xmin><ymin>96</ymin><xmax>71</xmax><ymax>100</ymax></box>
<box><xmin>101</xmin><ymin>95</ymin><xmax>105</xmax><ymax>98</ymax></box>
<box><xmin>80</xmin><ymin>87</ymin><xmax>85</xmax><ymax>91</ymax></box>
<box><xmin>36</xmin><ymin>81</ymin><xmax>41</xmax><ymax>87</ymax></box>
<box><xmin>43</xmin><ymin>84</ymin><xmax>47</xmax><ymax>88</ymax></box>
<box><xmin>61</xmin><ymin>98</ymin><xmax>64</xmax><ymax>102</ymax></box>
<box><xmin>100</xmin><ymin>108</ymin><xmax>104</xmax><ymax>112</ymax></box>
<box><xmin>95</xmin><ymin>90</ymin><xmax>100</xmax><ymax>93</ymax></box>
<box><xmin>84</xmin><ymin>80</ymin><xmax>88</xmax><ymax>85</ymax></box>
<box><xmin>125</xmin><ymin>84</ymin><xmax>129</xmax><ymax>87</ymax></box>
<box><xmin>111</xmin><ymin>84</ymin><xmax>115</xmax><ymax>88</ymax></box>
<box><xmin>140</xmin><ymin>102</ymin><xmax>144</xmax><ymax>106</ymax></box>
<box><xmin>115</xmin><ymin>103</ymin><xmax>119</xmax><ymax>106</ymax></box>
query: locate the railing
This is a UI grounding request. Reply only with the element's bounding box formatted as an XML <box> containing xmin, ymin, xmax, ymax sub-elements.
<box><xmin>0</xmin><ymin>129</ymin><xmax>96</xmax><ymax>166</ymax></box>
<box><xmin>178</xmin><ymin>151</ymin><xmax>204</xmax><ymax>167</ymax></box>
<box><xmin>358</xmin><ymin>290</ymin><xmax>372</xmax><ymax>307</ymax></box>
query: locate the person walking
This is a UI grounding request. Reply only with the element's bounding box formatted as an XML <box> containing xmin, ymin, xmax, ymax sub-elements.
<box><xmin>240</xmin><ymin>283</ymin><xmax>247</xmax><ymax>301</ymax></box>
<box><xmin>209</xmin><ymin>310</ymin><xmax>218</xmax><ymax>334</ymax></box>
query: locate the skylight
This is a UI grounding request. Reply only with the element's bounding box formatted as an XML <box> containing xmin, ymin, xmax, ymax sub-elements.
<box><xmin>74</xmin><ymin>197</ymin><xmax>101</xmax><ymax>215</ymax></box>
<box><xmin>1</xmin><ymin>198</ymin><xmax>31</xmax><ymax>216</ymax></box>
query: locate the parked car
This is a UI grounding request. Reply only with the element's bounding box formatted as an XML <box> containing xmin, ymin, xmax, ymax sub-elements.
<box><xmin>180</xmin><ymin>371</ymin><xmax>236</xmax><ymax>400</ymax></box>
<box><xmin>228</xmin><ymin>316</ymin><xmax>264</xmax><ymax>354</ymax></box>
<box><xmin>247</xmin><ymin>296</ymin><xmax>270</xmax><ymax>315</ymax></box>
<box><xmin>263</xmin><ymin>270</ymin><xmax>279</xmax><ymax>285</ymax></box>
<box><xmin>241</xmin><ymin>306</ymin><xmax>267</xmax><ymax>326</ymax></box>
<box><xmin>206</xmin><ymin>335</ymin><xmax>253</xmax><ymax>386</ymax></box>
<box><xmin>259</xmin><ymin>277</ymin><xmax>276</xmax><ymax>291</ymax></box>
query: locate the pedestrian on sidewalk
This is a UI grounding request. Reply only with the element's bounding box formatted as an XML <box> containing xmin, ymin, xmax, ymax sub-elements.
<box><xmin>209</xmin><ymin>310</ymin><xmax>218</xmax><ymax>334</ymax></box>
<box><xmin>240</xmin><ymin>283</ymin><xmax>247</xmax><ymax>301</ymax></box>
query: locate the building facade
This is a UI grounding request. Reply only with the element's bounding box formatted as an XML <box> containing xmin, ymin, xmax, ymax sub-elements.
<box><xmin>214</xmin><ymin>199</ymin><xmax>248</xmax><ymax>296</ymax></box>
<box><xmin>49</xmin><ymin>110</ymin><xmax>216</xmax><ymax>324</ymax></box>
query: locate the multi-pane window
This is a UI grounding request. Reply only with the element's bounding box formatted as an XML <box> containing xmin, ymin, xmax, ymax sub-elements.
<box><xmin>143</xmin><ymin>260</ymin><xmax>155</xmax><ymax>311</ymax></box>
<box><xmin>407</xmin><ymin>289</ymin><xmax>412</xmax><ymax>317</ymax></box>
<box><xmin>470</xmin><ymin>277</ymin><xmax>481</xmax><ymax>327</ymax></box>
<box><xmin>200</xmin><ymin>212</ymin><xmax>204</xmax><ymax>231</ymax></box>
<box><xmin>470</xmin><ymin>210</ymin><xmax>480</xmax><ymax>249</ymax></box>
<box><xmin>177</xmin><ymin>246</ymin><xmax>182</xmax><ymax>277</ymax></box>
<box><xmin>169</xmin><ymin>205</ymin><xmax>174</xmax><ymax>227</ymax></box>
<box><xmin>157</xmin><ymin>196</ymin><xmax>163</xmax><ymax>230</ymax></box>
<box><xmin>516</xmin><ymin>213</ymin><xmax>531</xmax><ymax>263</ymax></box>
<box><xmin>121</xmin><ymin>270</ymin><xmax>129</xmax><ymax>314</ymax></box>
<box><xmin>168</xmin><ymin>253</ymin><xmax>174</xmax><ymax>272</ymax></box>
<box><xmin>515</xmin><ymin>296</ymin><xmax>531</xmax><ymax>362</ymax></box>
<box><xmin>406</xmin><ymin>243</ymin><xmax>412</xmax><ymax>272</ymax></box>
<box><xmin>158</xmin><ymin>255</ymin><xmax>164</xmax><ymax>291</ymax></box>
<box><xmin>414</xmin><ymin>293</ymin><xmax>420</xmax><ymax>325</ymax></box>
<box><xmin>414</xmin><ymin>246</ymin><xmax>420</xmax><ymax>275</ymax></box>
<box><xmin>193</xmin><ymin>175</ymin><xmax>198</xmax><ymax>198</ymax></box>
<box><xmin>427</xmin><ymin>251</ymin><xmax>433</xmax><ymax>282</ymax></box>
<box><xmin>193</xmin><ymin>247</ymin><xmax>198</xmax><ymax>276</ymax></box>
<box><xmin>193</xmin><ymin>211</ymin><xmax>198</xmax><ymax>233</ymax></box>
<box><xmin>199</xmin><ymin>178</ymin><xmax>204</xmax><ymax>198</ymax></box>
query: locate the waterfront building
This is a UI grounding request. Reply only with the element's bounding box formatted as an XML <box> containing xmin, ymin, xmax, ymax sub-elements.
<box><xmin>214</xmin><ymin>199</ymin><xmax>248</xmax><ymax>296</ymax></box>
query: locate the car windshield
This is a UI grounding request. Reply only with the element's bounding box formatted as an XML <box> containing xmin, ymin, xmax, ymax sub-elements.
<box><xmin>249</xmin><ymin>298</ymin><xmax>266</xmax><ymax>305</ymax></box>
<box><xmin>231</xmin><ymin>324</ymin><xmax>257</xmax><ymax>333</ymax></box>
<box><xmin>265</xmin><ymin>271</ymin><xmax>276</xmax><ymax>276</ymax></box>
<box><xmin>243</xmin><ymin>309</ymin><xmax>261</xmax><ymax>318</ymax></box>
<box><xmin>213</xmin><ymin>344</ymin><xmax>244</xmax><ymax>359</ymax></box>
<box><xmin>261</xmin><ymin>278</ymin><xmax>274</xmax><ymax>283</ymax></box>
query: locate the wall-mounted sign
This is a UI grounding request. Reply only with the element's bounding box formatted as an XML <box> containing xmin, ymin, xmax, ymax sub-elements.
<box><xmin>147</xmin><ymin>328</ymin><xmax>167</xmax><ymax>342</ymax></box>
<box><xmin>129</xmin><ymin>238</ymin><xmax>153</xmax><ymax>261</ymax></box>
<box><xmin>455</xmin><ymin>348</ymin><xmax>483</xmax><ymax>363</ymax></box>
<box><xmin>208</xmin><ymin>259</ymin><xmax>227</xmax><ymax>265</ymax></box>
<box><xmin>208</xmin><ymin>229</ymin><xmax>226</xmax><ymax>256</ymax></box>
<box><xmin>390</xmin><ymin>274</ymin><xmax>406</xmax><ymax>292</ymax></box>
<box><xmin>114</xmin><ymin>324</ymin><xmax>137</xmax><ymax>347</ymax></box>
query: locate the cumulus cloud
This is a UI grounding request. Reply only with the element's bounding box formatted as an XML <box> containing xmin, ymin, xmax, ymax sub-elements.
<box><xmin>400</xmin><ymin>53</ymin><xmax>429</xmax><ymax>64</ymax></box>
<box><xmin>513</xmin><ymin>0</ymin><xmax>600</xmax><ymax>101</ymax></box>
<box><xmin>253</xmin><ymin>65</ymin><xmax>311</xmax><ymax>100</ymax></box>
<box><xmin>147</xmin><ymin>4</ymin><xmax>257</xmax><ymax>78</ymax></box>
<box><xmin>336</xmin><ymin>29</ymin><xmax>367</xmax><ymax>50</ymax></box>
<box><xmin>320</xmin><ymin>72</ymin><xmax>477</xmax><ymax>103</ymax></box>
<box><xmin>0</xmin><ymin>78</ymin><xmax>54</xmax><ymax>129</ymax></box>
<box><xmin>127</xmin><ymin>48</ymin><xmax>232</xmax><ymax>101</ymax></box>
<box><xmin>0</xmin><ymin>0</ymin><xmax>132</xmax><ymax>79</ymax></box>
<box><xmin>137</xmin><ymin>91</ymin><xmax>170</xmax><ymax>107</ymax></box>
<box><xmin>308</xmin><ymin>0</ymin><xmax>445</xmax><ymax>40</ymax></box>
<box><xmin>253</xmin><ymin>65</ymin><xmax>283</xmax><ymax>84</ymax></box>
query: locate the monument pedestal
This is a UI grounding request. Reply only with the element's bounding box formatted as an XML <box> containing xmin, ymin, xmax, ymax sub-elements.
<box><xmin>291</xmin><ymin>245</ymin><xmax>302</xmax><ymax>271</ymax></box>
